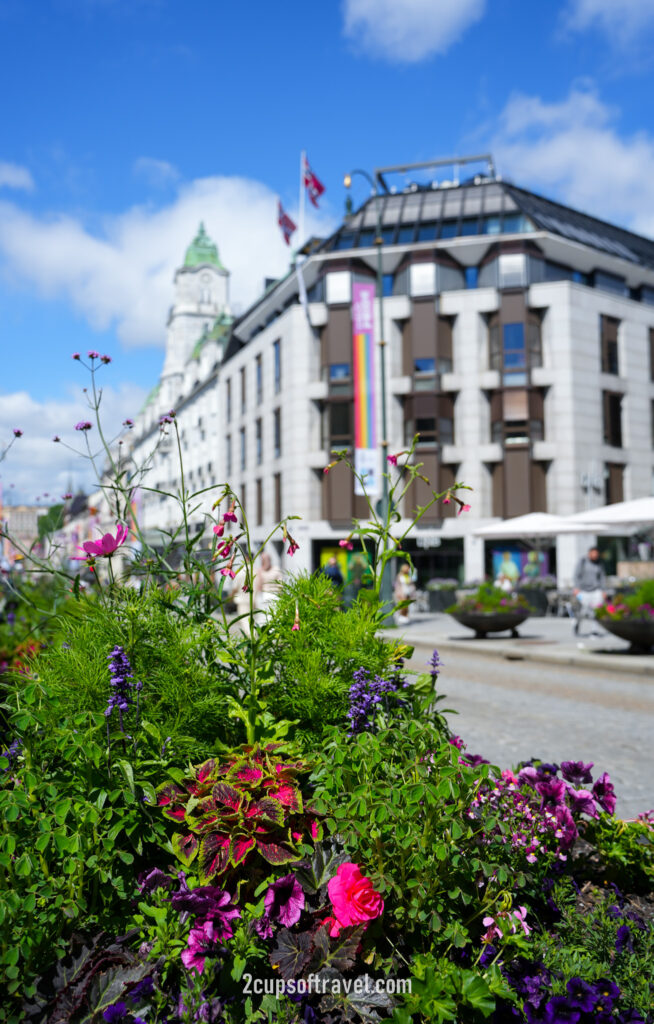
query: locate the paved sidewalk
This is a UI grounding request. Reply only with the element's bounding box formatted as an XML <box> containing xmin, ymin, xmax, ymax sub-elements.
<box><xmin>386</xmin><ymin>613</ymin><xmax>654</xmax><ymax>678</ymax></box>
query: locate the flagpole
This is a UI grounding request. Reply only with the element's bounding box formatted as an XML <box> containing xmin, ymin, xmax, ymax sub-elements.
<box><xmin>298</xmin><ymin>149</ymin><xmax>306</xmax><ymax>253</ymax></box>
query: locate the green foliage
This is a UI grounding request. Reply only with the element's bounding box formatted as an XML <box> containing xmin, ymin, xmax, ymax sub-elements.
<box><xmin>448</xmin><ymin>583</ymin><xmax>531</xmax><ymax>614</ymax></box>
<box><xmin>528</xmin><ymin>879</ymin><xmax>654</xmax><ymax>1019</ymax></box>
<box><xmin>29</xmin><ymin>587</ymin><xmax>243</xmax><ymax>756</ymax></box>
<box><xmin>0</xmin><ymin>677</ymin><xmax>174</xmax><ymax>1011</ymax></box>
<box><xmin>263</xmin><ymin>572</ymin><xmax>400</xmax><ymax>730</ymax></box>
<box><xmin>380</xmin><ymin>955</ymin><xmax>514</xmax><ymax>1024</ymax></box>
<box><xmin>579</xmin><ymin>814</ymin><xmax>654</xmax><ymax>891</ymax></box>
<box><xmin>36</xmin><ymin>504</ymin><xmax>65</xmax><ymax>542</ymax></box>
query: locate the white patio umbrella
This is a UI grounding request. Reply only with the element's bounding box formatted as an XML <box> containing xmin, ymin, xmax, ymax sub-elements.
<box><xmin>566</xmin><ymin>497</ymin><xmax>654</xmax><ymax>530</ymax></box>
<box><xmin>474</xmin><ymin>512</ymin><xmax>607</xmax><ymax>541</ymax></box>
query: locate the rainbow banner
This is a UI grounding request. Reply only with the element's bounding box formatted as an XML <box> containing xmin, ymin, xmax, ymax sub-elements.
<box><xmin>352</xmin><ymin>281</ymin><xmax>380</xmax><ymax>496</ymax></box>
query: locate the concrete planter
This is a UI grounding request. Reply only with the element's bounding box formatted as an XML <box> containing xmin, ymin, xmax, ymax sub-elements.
<box><xmin>428</xmin><ymin>589</ymin><xmax>457</xmax><ymax>613</ymax></box>
<box><xmin>517</xmin><ymin>587</ymin><xmax>550</xmax><ymax>617</ymax></box>
<box><xmin>448</xmin><ymin>609</ymin><xmax>531</xmax><ymax>639</ymax></box>
<box><xmin>599</xmin><ymin>618</ymin><xmax>654</xmax><ymax>653</ymax></box>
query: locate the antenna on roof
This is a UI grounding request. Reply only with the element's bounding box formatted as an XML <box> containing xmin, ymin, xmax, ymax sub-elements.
<box><xmin>374</xmin><ymin>154</ymin><xmax>496</xmax><ymax>193</ymax></box>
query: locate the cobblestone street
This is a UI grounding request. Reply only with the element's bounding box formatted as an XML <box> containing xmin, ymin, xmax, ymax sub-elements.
<box><xmin>402</xmin><ymin>617</ymin><xmax>654</xmax><ymax>819</ymax></box>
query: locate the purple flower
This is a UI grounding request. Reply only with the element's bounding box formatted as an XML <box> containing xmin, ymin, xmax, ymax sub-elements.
<box><xmin>535</xmin><ymin>778</ymin><xmax>567</xmax><ymax>808</ymax></box>
<box><xmin>593</xmin><ymin>978</ymin><xmax>621</xmax><ymax>1008</ymax></box>
<box><xmin>461</xmin><ymin>753</ymin><xmax>490</xmax><ymax>767</ymax></box>
<box><xmin>264</xmin><ymin>873</ymin><xmax>305</xmax><ymax>928</ymax></box>
<box><xmin>72</xmin><ymin>352</ymin><xmax>81</xmax><ymax>360</ymax></box>
<box><xmin>566</xmin><ymin>787</ymin><xmax>599</xmax><ymax>818</ymax></box>
<box><xmin>105</xmin><ymin>646</ymin><xmax>141</xmax><ymax>732</ymax></box>
<box><xmin>75</xmin><ymin>421</ymin><xmax>93</xmax><ymax>431</ymax></box>
<box><xmin>12</xmin><ymin>428</ymin><xmax>22</xmax><ymax>437</ymax></box>
<box><xmin>254</xmin><ymin>914</ymin><xmax>274</xmax><ymax>939</ymax></box>
<box><xmin>560</xmin><ymin>760</ymin><xmax>593</xmax><ymax>786</ymax></box>
<box><xmin>615</xmin><ymin>924</ymin><xmax>634</xmax><ymax>953</ymax></box>
<box><xmin>123</xmin><ymin>418</ymin><xmax>134</xmax><ymax>428</ymax></box>
<box><xmin>347</xmin><ymin>667</ymin><xmax>398</xmax><ymax>734</ymax></box>
<box><xmin>554</xmin><ymin>804</ymin><xmax>578</xmax><ymax>850</ymax></box>
<box><xmin>536</xmin><ymin>762</ymin><xmax>560</xmax><ymax>780</ymax></box>
<box><xmin>427</xmin><ymin>649</ymin><xmax>441</xmax><ymax>678</ymax></box>
<box><xmin>592</xmin><ymin>772</ymin><xmax>616</xmax><ymax>815</ymax></box>
<box><xmin>137</xmin><ymin>867</ymin><xmax>172</xmax><ymax>894</ymax></box>
<box><xmin>129</xmin><ymin>976</ymin><xmax>154</xmax><ymax>1002</ymax></box>
<box><xmin>566</xmin><ymin>977</ymin><xmax>596</xmax><ymax>1013</ymax></box>
<box><xmin>171</xmin><ymin>885</ymin><xmax>240</xmax><ymax>940</ymax></box>
<box><xmin>103</xmin><ymin>1003</ymin><xmax>127</xmax><ymax>1023</ymax></box>
<box><xmin>100</xmin><ymin>354</ymin><xmax>112</xmax><ymax>364</ymax></box>
<box><xmin>88</xmin><ymin>349</ymin><xmax>100</xmax><ymax>359</ymax></box>
<box><xmin>543</xmin><ymin>996</ymin><xmax>581</xmax><ymax>1024</ymax></box>
<box><xmin>181</xmin><ymin>923</ymin><xmax>214</xmax><ymax>974</ymax></box>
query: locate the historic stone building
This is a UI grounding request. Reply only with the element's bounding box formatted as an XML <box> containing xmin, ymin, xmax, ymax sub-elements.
<box><xmin>126</xmin><ymin>168</ymin><xmax>654</xmax><ymax>584</ymax></box>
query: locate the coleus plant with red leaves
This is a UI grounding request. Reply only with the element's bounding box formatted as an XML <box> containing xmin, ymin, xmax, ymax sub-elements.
<box><xmin>156</xmin><ymin>744</ymin><xmax>322</xmax><ymax>883</ymax></box>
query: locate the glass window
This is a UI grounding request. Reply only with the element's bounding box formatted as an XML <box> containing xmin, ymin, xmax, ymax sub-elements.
<box><xmin>381</xmin><ymin>227</ymin><xmax>395</xmax><ymax>244</ymax></box>
<box><xmin>334</xmin><ymin>233</ymin><xmax>355</xmax><ymax>250</ymax></box>
<box><xmin>397</xmin><ymin>225</ymin><xmax>415</xmax><ymax>244</ymax></box>
<box><xmin>382</xmin><ymin>273</ymin><xmax>394</xmax><ymax>297</ymax></box>
<box><xmin>415</xmin><ymin>416</ymin><xmax>437</xmax><ymax>445</ymax></box>
<box><xmin>226</xmin><ymin>435</ymin><xmax>232</xmax><ymax>476</ymax></box>
<box><xmin>417</xmin><ymin>222</ymin><xmax>437</xmax><ymax>242</ymax></box>
<box><xmin>465</xmin><ymin>267</ymin><xmax>478</xmax><ymax>289</ymax></box>
<box><xmin>273</xmin><ymin>339</ymin><xmax>281</xmax><ymax>393</ymax></box>
<box><xmin>483</xmin><ymin>215</ymin><xmax>502</xmax><ymax>235</ymax></box>
<box><xmin>414</xmin><ymin>357</ymin><xmax>436</xmax><ymax>374</ymax></box>
<box><xmin>255</xmin><ymin>355</ymin><xmax>262</xmax><ymax>404</ymax></box>
<box><xmin>438</xmin><ymin>416</ymin><xmax>454</xmax><ymax>445</ymax></box>
<box><xmin>460</xmin><ymin>218</ymin><xmax>479</xmax><ymax>236</ymax></box>
<box><xmin>503</xmin><ymin>372</ymin><xmax>528</xmax><ymax>387</ymax></box>
<box><xmin>594</xmin><ymin>271</ymin><xmax>628</xmax><ymax>297</ymax></box>
<box><xmin>325</xmin><ymin>271</ymin><xmax>351</xmax><ymax>305</ymax></box>
<box><xmin>330</xmin><ymin>363</ymin><xmax>351</xmax><ymax>380</ymax></box>
<box><xmin>226</xmin><ymin>379</ymin><xmax>231</xmax><ymax>422</ymax></box>
<box><xmin>503</xmin><ymin>214</ymin><xmax>532</xmax><ymax>233</ymax></box>
<box><xmin>409</xmin><ymin>263</ymin><xmax>436</xmax><ymax>297</ymax></box>
<box><xmin>499</xmin><ymin>254</ymin><xmax>526</xmax><ymax>289</ymax></box>
<box><xmin>273</xmin><ymin>408</ymin><xmax>281</xmax><ymax>458</ymax></box>
<box><xmin>239</xmin><ymin>427</ymin><xmax>246</xmax><ymax>470</ymax></box>
<box><xmin>329</xmin><ymin>402</ymin><xmax>351</xmax><ymax>440</ymax></box>
<box><xmin>358</xmin><ymin>229</ymin><xmax>375</xmax><ymax>247</ymax></box>
<box><xmin>439</xmin><ymin>220</ymin><xmax>458</xmax><ymax>239</ymax></box>
<box><xmin>572</xmin><ymin>270</ymin><xmax>591</xmax><ymax>286</ymax></box>
<box><xmin>240</xmin><ymin>367</ymin><xmax>246</xmax><ymax>413</ymax></box>
<box><xmin>256</xmin><ymin>418</ymin><xmax>262</xmax><ymax>465</ymax></box>
<box><xmin>503</xmin><ymin>323</ymin><xmax>526</xmax><ymax>366</ymax></box>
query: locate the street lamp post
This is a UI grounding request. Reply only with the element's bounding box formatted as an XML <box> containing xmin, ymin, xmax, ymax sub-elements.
<box><xmin>344</xmin><ymin>170</ymin><xmax>392</xmax><ymax>609</ymax></box>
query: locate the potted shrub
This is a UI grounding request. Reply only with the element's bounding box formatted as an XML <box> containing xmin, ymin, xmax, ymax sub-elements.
<box><xmin>447</xmin><ymin>582</ymin><xmax>532</xmax><ymax>638</ymax></box>
<box><xmin>517</xmin><ymin>573</ymin><xmax>557</xmax><ymax>617</ymax></box>
<box><xmin>595</xmin><ymin>579</ymin><xmax>654</xmax><ymax>652</ymax></box>
<box><xmin>425</xmin><ymin>577</ymin><xmax>458</xmax><ymax>613</ymax></box>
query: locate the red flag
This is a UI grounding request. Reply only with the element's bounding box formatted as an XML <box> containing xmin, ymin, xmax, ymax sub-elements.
<box><xmin>303</xmin><ymin>155</ymin><xmax>325</xmax><ymax>208</ymax></box>
<box><xmin>278</xmin><ymin>199</ymin><xmax>297</xmax><ymax>245</ymax></box>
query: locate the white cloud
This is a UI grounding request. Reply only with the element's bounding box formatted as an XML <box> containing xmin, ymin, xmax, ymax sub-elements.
<box><xmin>133</xmin><ymin>156</ymin><xmax>179</xmax><ymax>188</ymax></box>
<box><xmin>564</xmin><ymin>0</ymin><xmax>654</xmax><ymax>44</ymax></box>
<box><xmin>492</xmin><ymin>86</ymin><xmax>654</xmax><ymax>237</ymax></box>
<box><xmin>0</xmin><ymin>161</ymin><xmax>34</xmax><ymax>191</ymax></box>
<box><xmin>0</xmin><ymin>175</ymin><xmax>333</xmax><ymax>347</ymax></box>
<box><xmin>342</xmin><ymin>0</ymin><xmax>485</xmax><ymax>62</ymax></box>
<box><xmin>0</xmin><ymin>381</ymin><xmax>145</xmax><ymax>504</ymax></box>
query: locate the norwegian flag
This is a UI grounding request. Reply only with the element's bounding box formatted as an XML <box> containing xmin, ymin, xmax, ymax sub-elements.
<box><xmin>278</xmin><ymin>199</ymin><xmax>297</xmax><ymax>246</ymax></box>
<box><xmin>303</xmin><ymin>155</ymin><xmax>325</xmax><ymax>208</ymax></box>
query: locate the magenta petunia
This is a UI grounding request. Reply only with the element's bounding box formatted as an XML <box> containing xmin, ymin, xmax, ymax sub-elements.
<box><xmin>592</xmin><ymin>772</ymin><xmax>616</xmax><ymax>815</ymax></box>
<box><xmin>264</xmin><ymin>873</ymin><xmax>305</xmax><ymax>928</ymax></box>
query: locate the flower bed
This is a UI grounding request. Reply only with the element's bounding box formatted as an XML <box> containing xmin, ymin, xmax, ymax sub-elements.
<box><xmin>596</xmin><ymin>581</ymin><xmax>654</xmax><ymax>653</ymax></box>
<box><xmin>446</xmin><ymin>583</ymin><xmax>532</xmax><ymax>637</ymax></box>
<box><xmin>0</xmin><ymin>374</ymin><xmax>652</xmax><ymax>1024</ymax></box>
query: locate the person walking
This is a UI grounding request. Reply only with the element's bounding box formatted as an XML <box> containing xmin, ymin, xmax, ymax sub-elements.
<box><xmin>322</xmin><ymin>555</ymin><xmax>344</xmax><ymax>588</ymax></box>
<box><xmin>393</xmin><ymin>562</ymin><xmax>416</xmax><ymax>625</ymax></box>
<box><xmin>572</xmin><ymin>546</ymin><xmax>606</xmax><ymax>636</ymax></box>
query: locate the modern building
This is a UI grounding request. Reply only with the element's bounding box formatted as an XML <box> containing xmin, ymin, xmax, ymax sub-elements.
<box><xmin>126</xmin><ymin>160</ymin><xmax>654</xmax><ymax>584</ymax></box>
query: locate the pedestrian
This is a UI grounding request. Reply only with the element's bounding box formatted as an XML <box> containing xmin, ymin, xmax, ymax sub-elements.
<box><xmin>572</xmin><ymin>546</ymin><xmax>606</xmax><ymax>636</ymax></box>
<box><xmin>254</xmin><ymin>551</ymin><xmax>283</xmax><ymax>611</ymax></box>
<box><xmin>393</xmin><ymin>562</ymin><xmax>416</xmax><ymax>625</ymax></box>
<box><xmin>322</xmin><ymin>555</ymin><xmax>344</xmax><ymax>588</ymax></box>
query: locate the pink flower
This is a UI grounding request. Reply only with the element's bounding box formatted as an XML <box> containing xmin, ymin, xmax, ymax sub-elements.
<box><xmin>72</xmin><ymin>352</ymin><xmax>80</xmax><ymax>360</ymax></box>
<box><xmin>53</xmin><ymin>435</ymin><xmax>61</xmax><ymax>442</ymax></box>
<box><xmin>181</xmin><ymin>923</ymin><xmax>213</xmax><ymax>974</ymax></box>
<box><xmin>442</xmin><ymin>496</ymin><xmax>451</xmax><ymax>505</ymax></box>
<box><xmin>291</xmin><ymin>603</ymin><xmax>300</xmax><ymax>631</ymax></box>
<box><xmin>75</xmin><ymin>421</ymin><xmax>92</xmax><ymax>431</ymax></box>
<box><xmin>100</xmin><ymin>354</ymin><xmax>111</xmax><ymax>364</ymax></box>
<box><xmin>74</xmin><ymin>523</ymin><xmax>128</xmax><ymax>560</ymax></box>
<box><xmin>327</xmin><ymin>862</ymin><xmax>384</xmax><ymax>930</ymax></box>
<box><xmin>87</xmin><ymin>350</ymin><xmax>100</xmax><ymax>359</ymax></box>
<box><xmin>339</xmin><ymin>539</ymin><xmax>354</xmax><ymax>550</ymax></box>
<box><xmin>213</xmin><ymin>522</ymin><xmax>225</xmax><ymax>538</ymax></box>
<box><xmin>386</xmin><ymin>454</ymin><xmax>398</xmax><ymax>466</ymax></box>
<box><xmin>223</xmin><ymin>502</ymin><xmax>238</xmax><ymax>523</ymax></box>
<box><xmin>512</xmin><ymin>906</ymin><xmax>531</xmax><ymax>936</ymax></box>
<box><xmin>221</xmin><ymin>567</ymin><xmax>236</xmax><ymax>579</ymax></box>
<box><xmin>123</xmin><ymin>418</ymin><xmax>134</xmax><ymax>428</ymax></box>
<box><xmin>321</xmin><ymin>915</ymin><xmax>342</xmax><ymax>938</ymax></box>
<box><xmin>458</xmin><ymin>504</ymin><xmax>471</xmax><ymax>515</ymax></box>
<box><xmin>287</xmin><ymin>535</ymin><xmax>299</xmax><ymax>556</ymax></box>
<box><xmin>12</xmin><ymin>428</ymin><xmax>22</xmax><ymax>437</ymax></box>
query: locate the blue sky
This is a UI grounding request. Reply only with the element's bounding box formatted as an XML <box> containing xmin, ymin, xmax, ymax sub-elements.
<box><xmin>2</xmin><ymin>0</ymin><xmax>654</xmax><ymax>500</ymax></box>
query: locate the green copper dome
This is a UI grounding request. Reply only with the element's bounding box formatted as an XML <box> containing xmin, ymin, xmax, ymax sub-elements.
<box><xmin>184</xmin><ymin>222</ymin><xmax>225</xmax><ymax>269</ymax></box>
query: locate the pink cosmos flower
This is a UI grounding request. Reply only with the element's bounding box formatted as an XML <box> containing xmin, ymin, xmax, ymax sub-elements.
<box><xmin>327</xmin><ymin>862</ymin><xmax>384</xmax><ymax>930</ymax></box>
<box><xmin>74</xmin><ymin>523</ymin><xmax>128</xmax><ymax>560</ymax></box>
